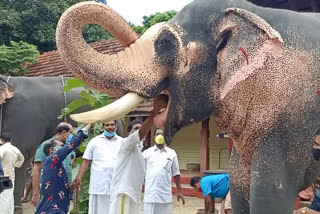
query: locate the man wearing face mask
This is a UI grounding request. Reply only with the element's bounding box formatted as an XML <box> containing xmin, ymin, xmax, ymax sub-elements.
<box><xmin>74</xmin><ymin>120</ymin><xmax>123</xmax><ymax>214</ymax></box>
<box><xmin>108</xmin><ymin>95</ymin><xmax>168</xmax><ymax>214</ymax></box>
<box><xmin>142</xmin><ymin>128</ymin><xmax>185</xmax><ymax>214</ymax></box>
<box><xmin>32</xmin><ymin>122</ymin><xmax>75</xmax><ymax>206</ymax></box>
<box><xmin>34</xmin><ymin>124</ymin><xmax>90</xmax><ymax>214</ymax></box>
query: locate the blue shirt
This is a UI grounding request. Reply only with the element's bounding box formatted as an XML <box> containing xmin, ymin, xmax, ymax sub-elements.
<box><xmin>35</xmin><ymin>130</ymin><xmax>86</xmax><ymax>214</ymax></box>
<box><xmin>0</xmin><ymin>156</ymin><xmax>3</xmax><ymax>176</ymax></box>
<box><xmin>35</xmin><ymin>137</ymin><xmax>76</xmax><ymax>185</ymax></box>
<box><xmin>200</xmin><ymin>174</ymin><xmax>229</xmax><ymax>199</ymax></box>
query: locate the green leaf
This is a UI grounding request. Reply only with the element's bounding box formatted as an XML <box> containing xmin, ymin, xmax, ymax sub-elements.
<box><xmin>58</xmin><ymin>98</ymin><xmax>92</xmax><ymax>119</ymax></box>
<box><xmin>80</xmin><ymin>91</ymin><xmax>96</xmax><ymax>107</ymax></box>
<box><xmin>63</xmin><ymin>78</ymin><xmax>87</xmax><ymax>92</ymax></box>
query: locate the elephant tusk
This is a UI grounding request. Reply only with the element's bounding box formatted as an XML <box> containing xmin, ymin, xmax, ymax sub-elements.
<box><xmin>70</xmin><ymin>92</ymin><xmax>144</xmax><ymax>123</ymax></box>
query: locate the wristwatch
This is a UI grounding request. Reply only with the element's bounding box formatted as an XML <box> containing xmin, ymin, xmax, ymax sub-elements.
<box><xmin>301</xmin><ymin>207</ymin><xmax>307</xmax><ymax>214</ymax></box>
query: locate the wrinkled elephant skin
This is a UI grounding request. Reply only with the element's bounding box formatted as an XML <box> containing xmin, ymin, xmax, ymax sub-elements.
<box><xmin>56</xmin><ymin>0</ymin><xmax>320</xmax><ymax>213</ymax></box>
<box><xmin>0</xmin><ymin>75</ymin><xmax>123</xmax><ymax>211</ymax></box>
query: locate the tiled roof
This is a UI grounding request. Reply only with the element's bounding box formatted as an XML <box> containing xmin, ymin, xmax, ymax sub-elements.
<box><xmin>24</xmin><ymin>38</ymin><xmax>153</xmax><ymax>114</ymax></box>
<box><xmin>126</xmin><ymin>99</ymin><xmax>154</xmax><ymax>117</ymax></box>
<box><xmin>24</xmin><ymin>39</ymin><xmax>126</xmax><ymax>77</ymax></box>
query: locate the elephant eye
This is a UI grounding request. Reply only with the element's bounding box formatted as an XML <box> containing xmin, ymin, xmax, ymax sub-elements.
<box><xmin>154</xmin><ymin>29</ymin><xmax>179</xmax><ymax>69</ymax></box>
<box><xmin>216</xmin><ymin>29</ymin><xmax>232</xmax><ymax>53</ymax></box>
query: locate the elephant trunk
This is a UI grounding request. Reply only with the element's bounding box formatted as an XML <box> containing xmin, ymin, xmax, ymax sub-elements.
<box><xmin>56</xmin><ymin>2</ymin><xmax>140</xmax><ymax>97</ymax></box>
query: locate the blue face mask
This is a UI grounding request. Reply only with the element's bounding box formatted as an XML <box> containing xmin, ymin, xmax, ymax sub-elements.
<box><xmin>104</xmin><ymin>130</ymin><xmax>116</xmax><ymax>137</ymax></box>
<box><xmin>66</xmin><ymin>133</ymin><xmax>73</xmax><ymax>144</ymax></box>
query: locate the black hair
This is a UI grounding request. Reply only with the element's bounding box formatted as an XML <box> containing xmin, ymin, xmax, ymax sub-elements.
<box><xmin>154</xmin><ymin>127</ymin><xmax>163</xmax><ymax>136</ymax></box>
<box><xmin>127</xmin><ymin>119</ymin><xmax>143</xmax><ymax>132</ymax></box>
<box><xmin>56</xmin><ymin>124</ymin><xmax>71</xmax><ymax>134</ymax></box>
<box><xmin>43</xmin><ymin>140</ymin><xmax>59</xmax><ymax>156</ymax></box>
<box><xmin>190</xmin><ymin>176</ymin><xmax>202</xmax><ymax>187</ymax></box>
<box><xmin>103</xmin><ymin>120</ymin><xmax>117</xmax><ymax>126</ymax></box>
<box><xmin>315</xmin><ymin>129</ymin><xmax>320</xmax><ymax>136</ymax></box>
<box><xmin>0</xmin><ymin>134</ymin><xmax>11</xmax><ymax>143</ymax></box>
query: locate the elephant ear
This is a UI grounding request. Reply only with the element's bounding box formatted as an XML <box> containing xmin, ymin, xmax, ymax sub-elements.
<box><xmin>216</xmin><ymin>8</ymin><xmax>284</xmax><ymax>99</ymax></box>
<box><xmin>0</xmin><ymin>78</ymin><xmax>14</xmax><ymax>104</ymax></box>
<box><xmin>225</xmin><ymin>8</ymin><xmax>283</xmax><ymax>43</ymax></box>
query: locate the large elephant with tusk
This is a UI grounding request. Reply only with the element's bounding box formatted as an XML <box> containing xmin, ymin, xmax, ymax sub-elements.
<box><xmin>56</xmin><ymin>0</ymin><xmax>320</xmax><ymax>213</ymax></box>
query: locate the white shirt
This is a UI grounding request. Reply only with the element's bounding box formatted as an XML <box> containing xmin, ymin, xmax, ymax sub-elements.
<box><xmin>110</xmin><ymin>131</ymin><xmax>144</xmax><ymax>203</ymax></box>
<box><xmin>83</xmin><ymin>133</ymin><xmax>123</xmax><ymax>195</ymax></box>
<box><xmin>0</xmin><ymin>142</ymin><xmax>25</xmax><ymax>181</ymax></box>
<box><xmin>142</xmin><ymin>145</ymin><xmax>180</xmax><ymax>203</ymax></box>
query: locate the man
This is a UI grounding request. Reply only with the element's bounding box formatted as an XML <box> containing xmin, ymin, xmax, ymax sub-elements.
<box><xmin>35</xmin><ymin>124</ymin><xmax>90</xmax><ymax>214</ymax></box>
<box><xmin>294</xmin><ymin>130</ymin><xmax>320</xmax><ymax>214</ymax></box>
<box><xmin>190</xmin><ymin>174</ymin><xmax>231</xmax><ymax>214</ymax></box>
<box><xmin>0</xmin><ymin>135</ymin><xmax>25</xmax><ymax>214</ymax></box>
<box><xmin>142</xmin><ymin>128</ymin><xmax>185</xmax><ymax>214</ymax></box>
<box><xmin>32</xmin><ymin>122</ymin><xmax>75</xmax><ymax>206</ymax></box>
<box><xmin>109</xmin><ymin>96</ymin><xmax>167</xmax><ymax>214</ymax></box>
<box><xmin>73</xmin><ymin>120</ymin><xmax>123</xmax><ymax>214</ymax></box>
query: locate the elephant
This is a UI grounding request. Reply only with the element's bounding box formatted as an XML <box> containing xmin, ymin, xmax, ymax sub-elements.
<box><xmin>56</xmin><ymin>0</ymin><xmax>320</xmax><ymax>213</ymax></box>
<box><xmin>0</xmin><ymin>75</ymin><xmax>123</xmax><ymax>212</ymax></box>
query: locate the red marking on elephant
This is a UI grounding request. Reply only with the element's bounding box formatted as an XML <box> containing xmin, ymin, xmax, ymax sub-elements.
<box><xmin>48</xmin><ymin>195</ymin><xmax>53</xmax><ymax>201</ymax></box>
<box><xmin>239</xmin><ymin>47</ymin><xmax>249</xmax><ymax>65</ymax></box>
<box><xmin>317</xmin><ymin>90</ymin><xmax>320</xmax><ymax>95</ymax></box>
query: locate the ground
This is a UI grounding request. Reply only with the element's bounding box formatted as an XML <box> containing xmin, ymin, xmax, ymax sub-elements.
<box><xmin>21</xmin><ymin>196</ymin><xmax>221</xmax><ymax>214</ymax></box>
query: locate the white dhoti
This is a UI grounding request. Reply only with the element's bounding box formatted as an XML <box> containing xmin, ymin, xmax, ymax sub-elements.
<box><xmin>109</xmin><ymin>194</ymin><xmax>140</xmax><ymax>214</ymax></box>
<box><xmin>88</xmin><ymin>194</ymin><xmax>110</xmax><ymax>214</ymax></box>
<box><xmin>0</xmin><ymin>184</ymin><xmax>14</xmax><ymax>214</ymax></box>
<box><xmin>220</xmin><ymin>191</ymin><xmax>232</xmax><ymax>214</ymax></box>
<box><xmin>144</xmin><ymin>202</ymin><xmax>172</xmax><ymax>214</ymax></box>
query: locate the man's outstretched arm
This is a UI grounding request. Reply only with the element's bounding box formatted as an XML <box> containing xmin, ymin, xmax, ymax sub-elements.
<box><xmin>139</xmin><ymin>94</ymin><xmax>168</xmax><ymax>140</ymax></box>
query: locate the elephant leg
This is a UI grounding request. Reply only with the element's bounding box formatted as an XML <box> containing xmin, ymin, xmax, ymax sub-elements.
<box><xmin>229</xmin><ymin>146</ymin><xmax>250</xmax><ymax>214</ymax></box>
<box><xmin>14</xmin><ymin>163</ymin><xmax>27</xmax><ymax>214</ymax></box>
<box><xmin>250</xmin><ymin>141</ymin><xmax>298</xmax><ymax>214</ymax></box>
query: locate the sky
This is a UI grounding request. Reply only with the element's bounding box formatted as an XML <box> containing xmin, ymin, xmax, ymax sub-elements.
<box><xmin>108</xmin><ymin>0</ymin><xmax>193</xmax><ymax>25</ymax></box>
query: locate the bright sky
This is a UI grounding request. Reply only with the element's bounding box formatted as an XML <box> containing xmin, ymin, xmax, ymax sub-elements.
<box><xmin>108</xmin><ymin>0</ymin><xmax>193</xmax><ymax>25</ymax></box>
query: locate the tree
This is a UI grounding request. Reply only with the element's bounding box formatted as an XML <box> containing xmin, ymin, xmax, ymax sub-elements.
<box><xmin>129</xmin><ymin>11</ymin><xmax>177</xmax><ymax>35</ymax></box>
<box><xmin>0</xmin><ymin>41</ymin><xmax>39</xmax><ymax>75</ymax></box>
<box><xmin>0</xmin><ymin>0</ymin><xmax>112</xmax><ymax>52</ymax></box>
<box><xmin>142</xmin><ymin>10</ymin><xmax>177</xmax><ymax>30</ymax></box>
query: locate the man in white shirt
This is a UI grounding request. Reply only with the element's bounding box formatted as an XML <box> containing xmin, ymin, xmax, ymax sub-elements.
<box><xmin>109</xmin><ymin>96</ymin><xmax>167</xmax><ymax>214</ymax></box>
<box><xmin>73</xmin><ymin>120</ymin><xmax>123</xmax><ymax>214</ymax></box>
<box><xmin>143</xmin><ymin>128</ymin><xmax>185</xmax><ymax>214</ymax></box>
<box><xmin>0</xmin><ymin>135</ymin><xmax>25</xmax><ymax>214</ymax></box>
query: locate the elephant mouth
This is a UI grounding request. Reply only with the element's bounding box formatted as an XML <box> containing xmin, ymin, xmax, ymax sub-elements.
<box><xmin>153</xmin><ymin>90</ymin><xmax>171</xmax><ymax>130</ymax></box>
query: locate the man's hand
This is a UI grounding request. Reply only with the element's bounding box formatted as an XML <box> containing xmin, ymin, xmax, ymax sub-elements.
<box><xmin>31</xmin><ymin>193</ymin><xmax>39</xmax><ymax>206</ymax></box>
<box><xmin>72</xmin><ymin>177</ymin><xmax>82</xmax><ymax>189</ymax></box>
<box><xmin>177</xmin><ymin>191</ymin><xmax>185</xmax><ymax>205</ymax></box>
<box><xmin>84</xmin><ymin>123</ymin><xmax>92</xmax><ymax>131</ymax></box>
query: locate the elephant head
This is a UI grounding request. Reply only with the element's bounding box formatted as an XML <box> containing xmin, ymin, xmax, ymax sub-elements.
<box><xmin>56</xmin><ymin>0</ymin><xmax>293</xmax><ymax>144</ymax></box>
<box><xmin>0</xmin><ymin>78</ymin><xmax>14</xmax><ymax>104</ymax></box>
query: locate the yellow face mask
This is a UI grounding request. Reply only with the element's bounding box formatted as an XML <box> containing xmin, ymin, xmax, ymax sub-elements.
<box><xmin>155</xmin><ymin>134</ymin><xmax>165</xmax><ymax>144</ymax></box>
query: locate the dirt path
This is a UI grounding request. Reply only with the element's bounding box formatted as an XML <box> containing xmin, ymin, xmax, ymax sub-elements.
<box><xmin>22</xmin><ymin>196</ymin><xmax>217</xmax><ymax>214</ymax></box>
